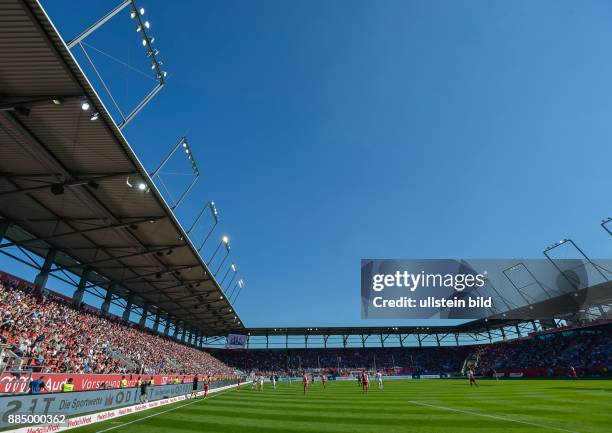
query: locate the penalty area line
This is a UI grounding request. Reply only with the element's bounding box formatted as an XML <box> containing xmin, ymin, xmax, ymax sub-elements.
<box><xmin>407</xmin><ymin>400</ymin><xmax>579</xmax><ymax>433</ymax></box>
<box><xmin>95</xmin><ymin>389</ymin><xmax>232</xmax><ymax>433</ymax></box>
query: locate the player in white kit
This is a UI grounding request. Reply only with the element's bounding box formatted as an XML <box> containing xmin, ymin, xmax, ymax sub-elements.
<box><xmin>376</xmin><ymin>371</ymin><xmax>383</xmax><ymax>390</ymax></box>
<box><xmin>259</xmin><ymin>375</ymin><xmax>265</xmax><ymax>391</ymax></box>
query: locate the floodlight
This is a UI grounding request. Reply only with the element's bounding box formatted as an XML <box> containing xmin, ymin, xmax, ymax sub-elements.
<box><xmin>81</xmin><ymin>101</ymin><xmax>90</xmax><ymax>110</ymax></box>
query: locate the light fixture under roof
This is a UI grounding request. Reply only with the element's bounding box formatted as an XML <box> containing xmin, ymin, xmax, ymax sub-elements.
<box><xmin>81</xmin><ymin>101</ymin><xmax>90</xmax><ymax>111</ymax></box>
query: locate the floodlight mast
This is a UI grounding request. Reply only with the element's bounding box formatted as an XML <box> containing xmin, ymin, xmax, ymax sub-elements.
<box><xmin>231</xmin><ymin>279</ymin><xmax>245</xmax><ymax>304</ymax></box>
<box><xmin>602</xmin><ymin>217</ymin><xmax>612</xmax><ymax>236</ymax></box>
<box><xmin>150</xmin><ymin>136</ymin><xmax>201</xmax><ymax>210</ymax></box>
<box><xmin>197</xmin><ymin>202</ymin><xmax>220</xmax><ymax>252</ymax></box>
<box><xmin>220</xmin><ymin>263</ymin><xmax>237</xmax><ymax>286</ymax></box>
<box><xmin>543</xmin><ymin>238</ymin><xmax>608</xmax><ymax>289</ymax></box>
<box><xmin>65</xmin><ymin>0</ymin><xmax>166</xmax><ymax>129</ymax></box>
<box><xmin>67</xmin><ymin>0</ymin><xmax>132</xmax><ymax>49</ymax></box>
<box><xmin>208</xmin><ymin>236</ymin><xmax>229</xmax><ymax>265</ymax></box>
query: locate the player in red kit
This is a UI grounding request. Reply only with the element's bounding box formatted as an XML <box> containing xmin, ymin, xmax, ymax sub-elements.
<box><xmin>468</xmin><ymin>368</ymin><xmax>478</xmax><ymax>387</ymax></box>
<box><xmin>302</xmin><ymin>373</ymin><xmax>308</xmax><ymax>395</ymax></box>
<box><xmin>362</xmin><ymin>371</ymin><xmax>369</xmax><ymax>393</ymax></box>
<box><xmin>570</xmin><ymin>366</ymin><xmax>578</xmax><ymax>380</ymax></box>
<box><xmin>321</xmin><ymin>373</ymin><xmax>327</xmax><ymax>389</ymax></box>
<box><xmin>204</xmin><ymin>375</ymin><xmax>210</xmax><ymax>397</ymax></box>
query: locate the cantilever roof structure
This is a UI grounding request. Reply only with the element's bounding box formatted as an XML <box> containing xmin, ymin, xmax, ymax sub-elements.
<box><xmin>0</xmin><ymin>0</ymin><xmax>243</xmax><ymax>336</ymax></box>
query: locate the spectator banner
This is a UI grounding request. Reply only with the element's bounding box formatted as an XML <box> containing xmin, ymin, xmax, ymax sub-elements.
<box><xmin>0</xmin><ymin>373</ymin><xmax>202</xmax><ymax>395</ymax></box>
<box><xmin>6</xmin><ymin>381</ymin><xmax>244</xmax><ymax>433</ymax></box>
<box><xmin>361</xmin><ymin>258</ymin><xmax>612</xmax><ymax>320</ymax></box>
<box><xmin>0</xmin><ymin>380</ymin><xmax>235</xmax><ymax>429</ymax></box>
<box><xmin>225</xmin><ymin>334</ymin><xmax>247</xmax><ymax>349</ymax></box>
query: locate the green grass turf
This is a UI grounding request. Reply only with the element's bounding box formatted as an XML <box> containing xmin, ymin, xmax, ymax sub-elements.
<box><xmin>68</xmin><ymin>379</ymin><xmax>612</xmax><ymax>433</ymax></box>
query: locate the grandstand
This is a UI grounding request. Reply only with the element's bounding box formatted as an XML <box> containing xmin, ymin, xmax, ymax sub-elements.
<box><xmin>0</xmin><ymin>0</ymin><xmax>610</xmax><ymax>432</ymax></box>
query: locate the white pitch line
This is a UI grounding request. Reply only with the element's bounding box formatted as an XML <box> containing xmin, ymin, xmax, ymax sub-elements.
<box><xmin>95</xmin><ymin>389</ymin><xmax>231</xmax><ymax>433</ymax></box>
<box><xmin>407</xmin><ymin>400</ymin><xmax>580</xmax><ymax>433</ymax></box>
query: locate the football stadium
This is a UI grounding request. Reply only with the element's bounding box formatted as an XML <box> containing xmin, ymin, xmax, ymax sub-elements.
<box><xmin>0</xmin><ymin>1</ymin><xmax>611</xmax><ymax>432</ymax></box>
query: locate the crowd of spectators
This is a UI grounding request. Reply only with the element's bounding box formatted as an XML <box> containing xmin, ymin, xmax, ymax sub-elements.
<box><xmin>0</xmin><ymin>274</ymin><xmax>234</xmax><ymax>376</ymax></box>
<box><xmin>209</xmin><ymin>325</ymin><xmax>611</xmax><ymax>377</ymax></box>
<box><xmin>1</xmin><ymin>271</ymin><xmax>609</xmax><ymax>379</ymax></box>
<box><xmin>474</xmin><ymin>325</ymin><xmax>611</xmax><ymax>375</ymax></box>
<box><xmin>207</xmin><ymin>346</ymin><xmax>472</xmax><ymax>375</ymax></box>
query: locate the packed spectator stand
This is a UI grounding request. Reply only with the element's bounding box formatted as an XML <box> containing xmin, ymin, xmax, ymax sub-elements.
<box><xmin>474</xmin><ymin>323</ymin><xmax>611</xmax><ymax>376</ymax></box>
<box><xmin>0</xmin><ymin>270</ymin><xmax>609</xmax><ymax>384</ymax></box>
<box><xmin>207</xmin><ymin>346</ymin><xmax>471</xmax><ymax>376</ymax></box>
<box><xmin>0</xmin><ymin>272</ymin><xmax>234</xmax><ymax>377</ymax></box>
<box><xmin>208</xmin><ymin>324</ymin><xmax>611</xmax><ymax>378</ymax></box>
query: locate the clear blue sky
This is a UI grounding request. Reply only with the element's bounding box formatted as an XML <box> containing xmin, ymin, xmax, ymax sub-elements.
<box><xmin>3</xmin><ymin>0</ymin><xmax>612</xmax><ymax>328</ymax></box>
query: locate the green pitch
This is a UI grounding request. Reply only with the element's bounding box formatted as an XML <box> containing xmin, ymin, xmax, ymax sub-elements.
<box><xmin>69</xmin><ymin>379</ymin><xmax>611</xmax><ymax>433</ymax></box>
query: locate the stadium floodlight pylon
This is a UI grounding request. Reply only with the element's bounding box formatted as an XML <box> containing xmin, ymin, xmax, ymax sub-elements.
<box><xmin>502</xmin><ymin>262</ymin><xmax>557</xmax><ymax>304</ymax></box>
<box><xmin>187</xmin><ymin>201</ymin><xmax>220</xmax><ymax>253</ymax></box>
<box><xmin>220</xmin><ymin>263</ymin><xmax>237</xmax><ymax>286</ymax></box>
<box><xmin>150</xmin><ymin>137</ymin><xmax>201</xmax><ymax>211</ymax></box>
<box><xmin>543</xmin><ymin>238</ymin><xmax>609</xmax><ymax>290</ymax></box>
<box><xmin>602</xmin><ymin>217</ymin><xmax>612</xmax><ymax>236</ymax></box>
<box><xmin>208</xmin><ymin>236</ymin><xmax>230</xmax><ymax>265</ymax></box>
<box><xmin>66</xmin><ymin>0</ymin><xmax>166</xmax><ymax>129</ymax></box>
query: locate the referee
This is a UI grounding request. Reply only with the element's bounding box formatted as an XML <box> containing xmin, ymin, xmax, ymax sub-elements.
<box><xmin>190</xmin><ymin>375</ymin><xmax>199</xmax><ymax>399</ymax></box>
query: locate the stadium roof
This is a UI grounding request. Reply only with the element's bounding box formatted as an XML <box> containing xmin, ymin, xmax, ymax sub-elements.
<box><xmin>0</xmin><ymin>0</ymin><xmax>243</xmax><ymax>336</ymax></box>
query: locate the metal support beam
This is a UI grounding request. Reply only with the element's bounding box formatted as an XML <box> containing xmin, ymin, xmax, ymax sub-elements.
<box><xmin>139</xmin><ymin>304</ymin><xmax>149</xmax><ymax>328</ymax></box>
<box><xmin>73</xmin><ymin>268</ymin><xmax>92</xmax><ymax>309</ymax></box>
<box><xmin>153</xmin><ymin>311</ymin><xmax>160</xmax><ymax>333</ymax></box>
<box><xmin>67</xmin><ymin>0</ymin><xmax>131</xmax><ymax>48</ymax></box>
<box><xmin>33</xmin><ymin>248</ymin><xmax>56</xmax><ymax>290</ymax></box>
<box><xmin>164</xmin><ymin>318</ymin><xmax>171</xmax><ymax>336</ymax></box>
<box><xmin>0</xmin><ymin>220</ymin><xmax>11</xmax><ymax>241</ymax></box>
<box><xmin>118</xmin><ymin>83</ymin><xmax>165</xmax><ymax>129</ymax></box>
<box><xmin>122</xmin><ymin>295</ymin><xmax>133</xmax><ymax>322</ymax></box>
<box><xmin>0</xmin><ymin>172</ymin><xmax>137</xmax><ymax>200</ymax></box>
<box><xmin>100</xmin><ymin>284</ymin><xmax>115</xmax><ymax>315</ymax></box>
